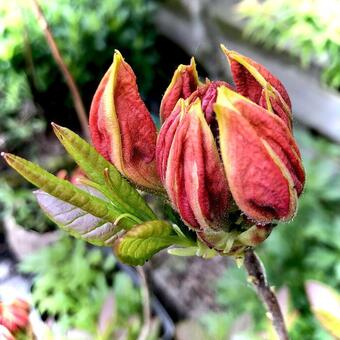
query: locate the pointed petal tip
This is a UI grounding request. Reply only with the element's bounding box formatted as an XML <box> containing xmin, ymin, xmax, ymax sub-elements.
<box><xmin>220</xmin><ymin>43</ymin><xmax>229</xmax><ymax>54</ymax></box>
<box><xmin>114</xmin><ymin>49</ymin><xmax>123</xmax><ymax>60</ymax></box>
<box><xmin>177</xmin><ymin>97</ymin><xmax>186</xmax><ymax>105</ymax></box>
<box><xmin>220</xmin><ymin>44</ymin><xmax>237</xmax><ymax>61</ymax></box>
<box><xmin>111</xmin><ymin>50</ymin><xmax>125</xmax><ymax>71</ymax></box>
<box><xmin>160</xmin><ymin>59</ymin><xmax>200</xmax><ymax>122</ymax></box>
<box><xmin>215</xmin><ymin>86</ymin><xmax>240</xmax><ymax>112</ymax></box>
<box><xmin>216</xmin><ymin>85</ymin><xmax>258</xmax><ymax>111</ymax></box>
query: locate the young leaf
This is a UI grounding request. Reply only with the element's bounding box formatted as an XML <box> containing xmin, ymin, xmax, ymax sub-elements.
<box><xmin>114</xmin><ymin>220</ymin><xmax>178</xmax><ymax>265</ymax></box>
<box><xmin>52</xmin><ymin>123</ymin><xmax>156</xmax><ymax>221</ymax></box>
<box><xmin>35</xmin><ymin>186</ymin><xmax>122</xmax><ymax>246</ymax></box>
<box><xmin>2</xmin><ymin>153</ymin><xmax>137</xmax><ymax>235</ymax></box>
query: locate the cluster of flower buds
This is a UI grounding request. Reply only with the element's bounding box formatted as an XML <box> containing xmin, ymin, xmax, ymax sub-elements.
<box><xmin>0</xmin><ymin>298</ymin><xmax>30</xmax><ymax>339</ymax></box>
<box><xmin>89</xmin><ymin>45</ymin><xmax>305</xmax><ymax>254</ymax></box>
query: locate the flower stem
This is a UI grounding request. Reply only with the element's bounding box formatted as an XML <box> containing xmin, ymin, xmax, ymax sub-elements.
<box><xmin>243</xmin><ymin>248</ymin><xmax>289</xmax><ymax>340</ymax></box>
<box><xmin>137</xmin><ymin>266</ymin><xmax>151</xmax><ymax>340</ymax></box>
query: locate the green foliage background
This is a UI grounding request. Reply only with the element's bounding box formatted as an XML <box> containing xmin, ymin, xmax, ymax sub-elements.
<box><xmin>19</xmin><ymin>237</ymin><xmax>143</xmax><ymax>337</ymax></box>
<box><xmin>238</xmin><ymin>0</ymin><xmax>340</xmax><ymax>89</ymax></box>
<box><xmin>0</xmin><ymin>0</ymin><xmax>157</xmax><ymax>151</ymax></box>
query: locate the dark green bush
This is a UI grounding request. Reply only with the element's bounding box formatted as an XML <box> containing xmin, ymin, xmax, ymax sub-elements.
<box><xmin>0</xmin><ymin>0</ymin><xmax>157</xmax><ymax>150</ymax></box>
<box><xmin>19</xmin><ymin>237</ymin><xmax>144</xmax><ymax>336</ymax></box>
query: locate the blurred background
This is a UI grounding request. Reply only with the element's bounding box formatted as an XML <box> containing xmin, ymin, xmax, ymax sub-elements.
<box><xmin>0</xmin><ymin>0</ymin><xmax>339</xmax><ymax>339</ymax></box>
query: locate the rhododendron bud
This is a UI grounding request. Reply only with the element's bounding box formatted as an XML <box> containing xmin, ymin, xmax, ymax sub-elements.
<box><xmin>214</xmin><ymin>86</ymin><xmax>305</xmax><ymax>223</ymax></box>
<box><xmin>156</xmin><ymin>99</ymin><xmax>229</xmax><ymax>230</ymax></box>
<box><xmin>2</xmin><ymin>44</ymin><xmax>307</xmax><ymax>265</ymax></box>
<box><xmin>221</xmin><ymin>45</ymin><xmax>292</xmax><ymax>129</ymax></box>
<box><xmin>0</xmin><ymin>325</ymin><xmax>15</xmax><ymax>340</ymax></box>
<box><xmin>89</xmin><ymin>50</ymin><xmax>162</xmax><ymax>191</ymax></box>
<box><xmin>56</xmin><ymin>167</ymin><xmax>85</xmax><ymax>184</ymax></box>
<box><xmin>160</xmin><ymin>58</ymin><xmax>199</xmax><ymax>123</ymax></box>
<box><xmin>0</xmin><ymin>299</ymin><xmax>30</xmax><ymax>334</ymax></box>
<box><xmin>156</xmin><ymin>50</ymin><xmax>304</xmax><ymax>254</ymax></box>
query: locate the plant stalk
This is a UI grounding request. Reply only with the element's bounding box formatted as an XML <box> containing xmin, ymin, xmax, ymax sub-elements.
<box><xmin>137</xmin><ymin>266</ymin><xmax>151</xmax><ymax>340</ymax></box>
<box><xmin>27</xmin><ymin>0</ymin><xmax>90</xmax><ymax>140</ymax></box>
<box><xmin>244</xmin><ymin>248</ymin><xmax>289</xmax><ymax>340</ymax></box>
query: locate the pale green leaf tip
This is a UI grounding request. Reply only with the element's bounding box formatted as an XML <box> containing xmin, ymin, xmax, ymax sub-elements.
<box><xmin>51</xmin><ymin>121</ymin><xmax>65</xmax><ymax>139</ymax></box>
<box><xmin>2</xmin><ymin>152</ymin><xmax>16</xmax><ymax>166</ymax></box>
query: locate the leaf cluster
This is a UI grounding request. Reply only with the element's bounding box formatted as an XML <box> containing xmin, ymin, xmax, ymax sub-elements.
<box><xmin>0</xmin><ymin>0</ymin><xmax>157</xmax><ymax>151</ymax></box>
<box><xmin>3</xmin><ymin>125</ymin><xmax>187</xmax><ymax>264</ymax></box>
<box><xmin>19</xmin><ymin>237</ymin><xmax>143</xmax><ymax>337</ymax></box>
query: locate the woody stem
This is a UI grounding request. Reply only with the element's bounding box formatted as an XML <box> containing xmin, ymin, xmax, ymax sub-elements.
<box><xmin>244</xmin><ymin>248</ymin><xmax>289</xmax><ymax>340</ymax></box>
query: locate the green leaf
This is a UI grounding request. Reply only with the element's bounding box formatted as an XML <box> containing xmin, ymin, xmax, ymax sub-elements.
<box><xmin>115</xmin><ymin>220</ymin><xmax>178</xmax><ymax>265</ymax></box>
<box><xmin>2</xmin><ymin>153</ymin><xmax>137</xmax><ymax>240</ymax></box>
<box><xmin>52</xmin><ymin>124</ymin><xmax>156</xmax><ymax>221</ymax></box>
<box><xmin>35</xmin><ymin>186</ymin><xmax>120</xmax><ymax>246</ymax></box>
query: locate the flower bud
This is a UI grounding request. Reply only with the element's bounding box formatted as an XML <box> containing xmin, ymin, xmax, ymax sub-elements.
<box><xmin>0</xmin><ymin>299</ymin><xmax>30</xmax><ymax>334</ymax></box>
<box><xmin>221</xmin><ymin>45</ymin><xmax>292</xmax><ymax>129</ymax></box>
<box><xmin>89</xmin><ymin>50</ymin><xmax>162</xmax><ymax>191</ymax></box>
<box><xmin>214</xmin><ymin>86</ymin><xmax>305</xmax><ymax>223</ymax></box>
<box><xmin>156</xmin><ymin>49</ymin><xmax>305</xmax><ymax>254</ymax></box>
<box><xmin>0</xmin><ymin>326</ymin><xmax>15</xmax><ymax>340</ymax></box>
<box><xmin>156</xmin><ymin>99</ymin><xmax>229</xmax><ymax>230</ymax></box>
<box><xmin>160</xmin><ymin>58</ymin><xmax>199</xmax><ymax>123</ymax></box>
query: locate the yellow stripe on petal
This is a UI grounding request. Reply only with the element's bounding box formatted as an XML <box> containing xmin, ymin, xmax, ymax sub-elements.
<box><xmin>221</xmin><ymin>44</ymin><xmax>268</xmax><ymax>87</ymax></box>
<box><xmin>160</xmin><ymin>58</ymin><xmax>200</xmax><ymax>123</ymax></box>
<box><xmin>262</xmin><ymin>139</ymin><xmax>298</xmax><ymax>222</ymax></box>
<box><xmin>103</xmin><ymin>51</ymin><xmax>124</xmax><ymax>172</ymax></box>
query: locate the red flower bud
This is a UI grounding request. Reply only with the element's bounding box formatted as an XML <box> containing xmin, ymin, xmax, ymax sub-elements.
<box><xmin>214</xmin><ymin>86</ymin><xmax>305</xmax><ymax>222</ymax></box>
<box><xmin>160</xmin><ymin>58</ymin><xmax>199</xmax><ymax>123</ymax></box>
<box><xmin>87</xmin><ymin>46</ymin><xmax>305</xmax><ymax>254</ymax></box>
<box><xmin>156</xmin><ymin>99</ymin><xmax>229</xmax><ymax>230</ymax></box>
<box><xmin>156</xmin><ymin>49</ymin><xmax>304</xmax><ymax>253</ymax></box>
<box><xmin>0</xmin><ymin>326</ymin><xmax>15</xmax><ymax>340</ymax></box>
<box><xmin>0</xmin><ymin>299</ymin><xmax>30</xmax><ymax>334</ymax></box>
<box><xmin>89</xmin><ymin>51</ymin><xmax>162</xmax><ymax>191</ymax></box>
<box><xmin>222</xmin><ymin>45</ymin><xmax>292</xmax><ymax>129</ymax></box>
